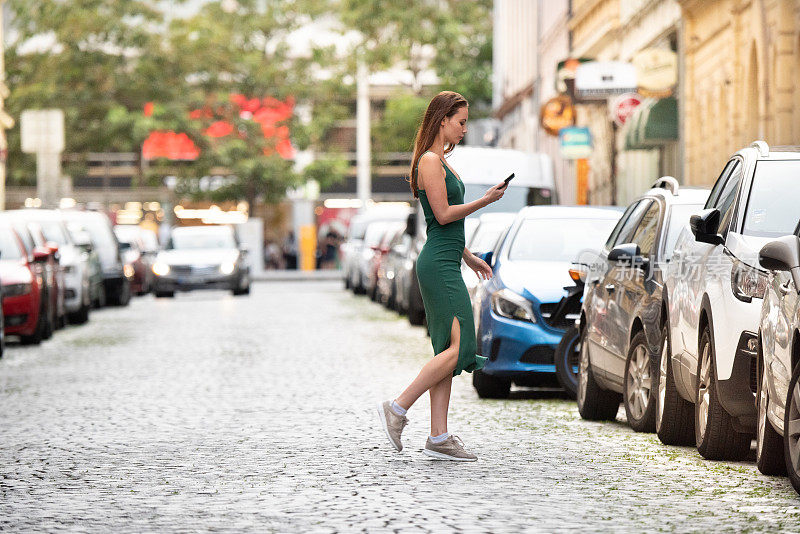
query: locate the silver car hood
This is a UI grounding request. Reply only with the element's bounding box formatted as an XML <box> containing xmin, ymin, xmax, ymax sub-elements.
<box><xmin>156</xmin><ymin>248</ymin><xmax>239</xmax><ymax>266</ymax></box>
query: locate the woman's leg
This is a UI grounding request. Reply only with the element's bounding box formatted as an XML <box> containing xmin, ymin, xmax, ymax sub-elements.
<box><xmin>429</xmin><ymin>374</ymin><xmax>452</xmax><ymax>436</ymax></box>
<box><xmin>395</xmin><ymin>317</ymin><xmax>460</xmax><ymax>410</ymax></box>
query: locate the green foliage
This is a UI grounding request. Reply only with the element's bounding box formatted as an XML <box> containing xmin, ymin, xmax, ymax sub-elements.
<box><xmin>301</xmin><ymin>156</ymin><xmax>349</xmax><ymax>190</ymax></box>
<box><xmin>374</xmin><ymin>93</ymin><xmax>428</xmax><ymax>153</ymax></box>
<box><xmin>3</xmin><ymin>0</ymin><xmax>493</xmax><ymax>199</ymax></box>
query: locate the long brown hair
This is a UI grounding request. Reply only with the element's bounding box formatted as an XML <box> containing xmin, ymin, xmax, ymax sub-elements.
<box><xmin>408</xmin><ymin>91</ymin><xmax>468</xmax><ymax>198</ymax></box>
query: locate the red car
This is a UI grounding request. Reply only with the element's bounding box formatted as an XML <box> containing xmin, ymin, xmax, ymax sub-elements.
<box><xmin>0</xmin><ymin>224</ymin><xmax>47</xmax><ymax>344</ymax></box>
<box><xmin>27</xmin><ymin>222</ymin><xmax>66</xmax><ymax>330</ymax></box>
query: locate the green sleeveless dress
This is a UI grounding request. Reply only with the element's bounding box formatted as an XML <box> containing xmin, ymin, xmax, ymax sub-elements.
<box><xmin>416</xmin><ymin>155</ymin><xmax>487</xmax><ymax>376</ymax></box>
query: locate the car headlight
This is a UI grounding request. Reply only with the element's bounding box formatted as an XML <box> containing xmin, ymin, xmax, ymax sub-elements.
<box><xmin>491</xmin><ymin>288</ymin><xmax>535</xmax><ymax>322</ymax></box>
<box><xmin>3</xmin><ymin>282</ymin><xmax>31</xmax><ymax>297</ymax></box>
<box><xmin>152</xmin><ymin>262</ymin><xmax>170</xmax><ymax>276</ymax></box>
<box><xmin>731</xmin><ymin>261</ymin><xmax>768</xmax><ymax>302</ymax></box>
<box><xmin>220</xmin><ymin>262</ymin><xmax>236</xmax><ymax>275</ymax></box>
<box><xmin>123</xmin><ymin>264</ymin><xmax>135</xmax><ymax>278</ymax></box>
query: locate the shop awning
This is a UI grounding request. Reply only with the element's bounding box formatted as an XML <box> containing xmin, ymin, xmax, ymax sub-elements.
<box><xmin>624</xmin><ymin>96</ymin><xmax>678</xmax><ymax>150</ymax></box>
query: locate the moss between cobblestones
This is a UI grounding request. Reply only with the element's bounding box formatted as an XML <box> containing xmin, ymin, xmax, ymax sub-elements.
<box><xmin>66</xmin><ymin>334</ymin><xmax>131</xmax><ymax>348</ymax></box>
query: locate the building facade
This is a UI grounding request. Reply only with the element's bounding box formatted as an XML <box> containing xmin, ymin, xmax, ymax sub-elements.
<box><xmin>679</xmin><ymin>0</ymin><xmax>800</xmax><ymax>186</ymax></box>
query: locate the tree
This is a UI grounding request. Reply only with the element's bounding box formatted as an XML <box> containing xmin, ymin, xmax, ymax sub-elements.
<box><xmin>334</xmin><ymin>0</ymin><xmax>493</xmax><ymax>111</ymax></box>
<box><xmin>5</xmin><ymin>0</ymin><xmax>349</xmax><ymax>203</ymax></box>
<box><xmin>5</xmin><ymin>0</ymin><xmax>173</xmax><ymax>184</ymax></box>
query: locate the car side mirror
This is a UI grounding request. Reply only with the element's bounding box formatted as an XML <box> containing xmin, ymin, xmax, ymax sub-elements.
<box><xmin>608</xmin><ymin>243</ymin><xmax>644</xmax><ymax>265</ymax></box>
<box><xmin>690</xmin><ymin>209</ymin><xmax>724</xmax><ymax>246</ymax></box>
<box><xmin>759</xmin><ymin>235</ymin><xmax>800</xmax><ymax>290</ymax></box>
<box><xmin>476</xmin><ymin>251</ymin><xmax>493</xmax><ymax>266</ymax></box>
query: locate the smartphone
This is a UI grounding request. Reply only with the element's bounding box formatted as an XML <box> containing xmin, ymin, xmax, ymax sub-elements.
<box><xmin>501</xmin><ymin>173</ymin><xmax>515</xmax><ymax>188</ymax></box>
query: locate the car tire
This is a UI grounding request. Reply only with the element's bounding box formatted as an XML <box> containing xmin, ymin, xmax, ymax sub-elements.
<box><xmin>344</xmin><ymin>274</ymin><xmax>351</xmax><ymax>290</ymax></box>
<box><xmin>155</xmin><ymin>290</ymin><xmax>175</xmax><ymax>298</ymax></box>
<box><xmin>623</xmin><ymin>331</ymin><xmax>657</xmax><ymax>432</ymax></box>
<box><xmin>554</xmin><ymin>325</ymin><xmax>581</xmax><ymax>400</ymax></box>
<box><xmin>694</xmin><ymin>327</ymin><xmax>751</xmax><ymax>460</ymax></box>
<box><xmin>756</xmin><ymin>352</ymin><xmax>786</xmax><ymax>475</ymax></box>
<box><xmin>783</xmin><ymin>361</ymin><xmax>800</xmax><ymax>493</ymax></box>
<box><xmin>233</xmin><ymin>284</ymin><xmax>251</xmax><ymax>296</ymax></box>
<box><xmin>67</xmin><ymin>303</ymin><xmax>90</xmax><ymax>325</ymax></box>
<box><xmin>577</xmin><ymin>328</ymin><xmax>621</xmax><ymax>421</ymax></box>
<box><xmin>656</xmin><ymin>324</ymin><xmax>695</xmax><ymax>445</ymax></box>
<box><xmin>473</xmin><ymin>369</ymin><xmax>511</xmax><ymax>399</ymax></box>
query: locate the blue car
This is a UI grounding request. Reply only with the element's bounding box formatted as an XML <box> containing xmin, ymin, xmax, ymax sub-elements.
<box><xmin>472</xmin><ymin>206</ymin><xmax>623</xmax><ymax>398</ymax></box>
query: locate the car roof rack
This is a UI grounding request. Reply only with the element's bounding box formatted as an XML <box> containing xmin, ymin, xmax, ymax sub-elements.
<box><xmin>750</xmin><ymin>140</ymin><xmax>769</xmax><ymax>157</ymax></box>
<box><xmin>651</xmin><ymin>176</ymin><xmax>679</xmax><ymax>194</ymax></box>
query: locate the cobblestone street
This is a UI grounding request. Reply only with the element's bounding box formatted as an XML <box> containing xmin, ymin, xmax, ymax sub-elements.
<box><xmin>1</xmin><ymin>280</ymin><xmax>800</xmax><ymax>532</ymax></box>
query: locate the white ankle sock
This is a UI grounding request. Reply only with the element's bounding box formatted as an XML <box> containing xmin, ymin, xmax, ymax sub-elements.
<box><xmin>390</xmin><ymin>400</ymin><xmax>407</xmax><ymax>416</ymax></box>
<box><xmin>429</xmin><ymin>432</ymin><xmax>449</xmax><ymax>444</ymax></box>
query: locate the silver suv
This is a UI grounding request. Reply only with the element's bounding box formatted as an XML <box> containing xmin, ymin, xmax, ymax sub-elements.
<box><xmin>664</xmin><ymin>141</ymin><xmax>800</xmax><ymax>460</ymax></box>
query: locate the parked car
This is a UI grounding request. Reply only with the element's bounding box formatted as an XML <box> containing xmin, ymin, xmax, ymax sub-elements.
<box><xmin>9</xmin><ymin>209</ymin><xmax>92</xmax><ymax>324</ymax></box>
<box><xmin>461</xmin><ymin>212</ymin><xmax>516</xmax><ymax>314</ymax></box>
<box><xmin>114</xmin><ymin>225</ymin><xmax>154</xmax><ymax>295</ymax></box>
<box><xmin>0</xmin><ymin>223</ymin><xmax>46</xmax><ymax>345</ymax></box>
<box><xmin>368</xmin><ymin>222</ymin><xmax>405</xmax><ymax>302</ymax></box>
<box><xmin>395</xmin><ymin>210</ymin><xmax>428</xmax><ymax>325</ymax></box>
<box><xmin>65</xmin><ymin>224</ymin><xmax>106</xmax><ymax>308</ymax></box>
<box><xmin>664</xmin><ymin>141</ymin><xmax>800</xmax><ymax>460</ymax></box>
<box><xmin>376</xmin><ymin>223</ymin><xmax>412</xmax><ymax>310</ymax></box>
<box><xmin>755</xmin><ymin>235</ymin><xmax>800</xmax><ymax>486</ymax></box>
<box><xmin>152</xmin><ymin>225</ymin><xmax>250</xmax><ymax>297</ymax></box>
<box><xmin>0</xmin><ymin>214</ymin><xmax>57</xmax><ymax>339</ymax></box>
<box><xmin>26</xmin><ymin>221</ymin><xmax>66</xmax><ymax>330</ymax></box>
<box><xmin>471</xmin><ymin>206</ymin><xmax>623</xmax><ymax>398</ymax></box>
<box><xmin>61</xmin><ymin>210</ymin><xmax>132</xmax><ymax>306</ymax></box>
<box><xmin>342</xmin><ymin>207</ymin><xmax>410</xmax><ymax>294</ymax></box>
<box><xmin>345</xmin><ymin>210</ymin><xmax>410</xmax><ymax>295</ymax></box>
<box><xmin>575</xmin><ymin>178</ymin><xmax>709</xmax><ymax>435</ymax></box>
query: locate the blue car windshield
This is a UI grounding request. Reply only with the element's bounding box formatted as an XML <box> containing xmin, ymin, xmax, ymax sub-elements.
<box><xmin>742</xmin><ymin>160</ymin><xmax>800</xmax><ymax>238</ymax></box>
<box><xmin>508</xmin><ymin>218</ymin><xmax>619</xmax><ymax>262</ymax></box>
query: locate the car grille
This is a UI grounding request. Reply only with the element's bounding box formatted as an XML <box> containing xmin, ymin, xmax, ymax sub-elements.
<box><xmin>520</xmin><ymin>345</ymin><xmax>555</xmax><ymax>365</ymax></box>
<box><xmin>171</xmin><ymin>265</ymin><xmax>220</xmax><ymax>276</ymax></box>
<box><xmin>538</xmin><ymin>302</ymin><xmax>579</xmax><ymax>330</ymax></box>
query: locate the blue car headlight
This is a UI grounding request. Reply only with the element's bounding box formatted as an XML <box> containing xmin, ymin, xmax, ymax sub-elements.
<box><xmin>491</xmin><ymin>288</ymin><xmax>535</xmax><ymax>323</ymax></box>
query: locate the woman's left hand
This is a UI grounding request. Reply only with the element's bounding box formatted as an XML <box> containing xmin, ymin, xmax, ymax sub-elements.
<box><xmin>465</xmin><ymin>253</ymin><xmax>493</xmax><ymax>280</ymax></box>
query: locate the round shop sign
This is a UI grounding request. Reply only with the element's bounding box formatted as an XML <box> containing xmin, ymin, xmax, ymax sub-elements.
<box><xmin>609</xmin><ymin>92</ymin><xmax>642</xmax><ymax>127</ymax></box>
<box><xmin>632</xmin><ymin>48</ymin><xmax>678</xmax><ymax>98</ymax></box>
<box><xmin>540</xmin><ymin>95</ymin><xmax>575</xmax><ymax>137</ymax></box>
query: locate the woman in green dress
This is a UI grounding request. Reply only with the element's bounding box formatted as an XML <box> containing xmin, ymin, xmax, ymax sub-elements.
<box><xmin>377</xmin><ymin>91</ymin><xmax>507</xmax><ymax>461</ymax></box>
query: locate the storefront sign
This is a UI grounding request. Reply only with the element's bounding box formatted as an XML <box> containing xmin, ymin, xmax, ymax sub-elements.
<box><xmin>574</xmin><ymin>61</ymin><xmax>637</xmax><ymax>101</ymax></box>
<box><xmin>559</xmin><ymin>127</ymin><xmax>592</xmax><ymax>159</ymax></box>
<box><xmin>632</xmin><ymin>48</ymin><xmax>677</xmax><ymax>98</ymax></box>
<box><xmin>556</xmin><ymin>57</ymin><xmax>591</xmax><ymax>94</ymax></box>
<box><xmin>609</xmin><ymin>93</ymin><xmax>643</xmax><ymax>127</ymax></box>
<box><xmin>540</xmin><ymin>95</ymin><xmax>575</xmax><ymax>137</ymax></box>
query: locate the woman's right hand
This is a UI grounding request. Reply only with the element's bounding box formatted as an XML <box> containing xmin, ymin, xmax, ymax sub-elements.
<box><xmin>482</xmin><ymin>182</ymin><xmax>507</xmax><ymax>205</ymax></box>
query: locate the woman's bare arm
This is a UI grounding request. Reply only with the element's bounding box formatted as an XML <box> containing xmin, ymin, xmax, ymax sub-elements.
<box><xmin>419</xmin><ymin>153</ymin><xmax>504</xmax><ymax>226</ymax></box>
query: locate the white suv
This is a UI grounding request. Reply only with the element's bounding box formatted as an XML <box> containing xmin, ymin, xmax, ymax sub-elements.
<box><xmin>663</xmin><ymin>141</ymin><xmax>800</xmax><ymax>460</ymax></box>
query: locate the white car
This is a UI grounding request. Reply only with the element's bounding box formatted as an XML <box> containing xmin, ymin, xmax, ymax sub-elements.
<box><xmin>342</xmin><ymin>208</ymin><xmax>410</xmax><ymax>294</ymax></box>
<box><xmin>663</xmin><ymin>141</ymin><xmax>800</xmax><ymax>459</ymax></box>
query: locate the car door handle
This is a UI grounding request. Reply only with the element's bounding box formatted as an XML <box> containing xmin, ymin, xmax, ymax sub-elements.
<box><xmin>780</xmin><ymin>281</ymin><xmax>792</xmax><ymax>295</ymax></box>
<box><xmin>605</xmin><ymin>284</ymin><xmax>616</xmax><ymax>292</ymax></box>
